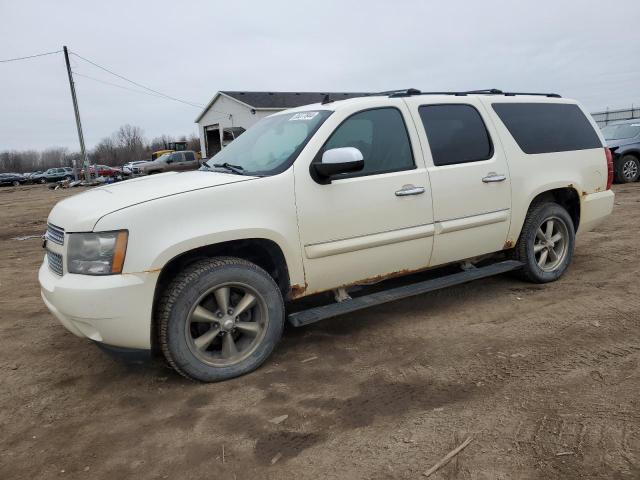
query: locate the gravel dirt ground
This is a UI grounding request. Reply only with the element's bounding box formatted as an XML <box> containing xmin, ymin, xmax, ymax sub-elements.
<box><xmin>0</xmin><ymin>183</ymin><xmax>638</xmax><ymax>479</ymax></box>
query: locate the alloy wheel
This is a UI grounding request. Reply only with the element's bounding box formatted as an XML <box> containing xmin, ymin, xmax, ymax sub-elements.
<box><xmin>184</xmin><ymin>282</ymin><xmax>268</xmax><ymax>367</ymax></box>
<box><xmin>622</xmin><ymin>159</ymin><xmax>639</xmax><ymax>181</ymax></box>
<box><xmin>534</xmin><ymin>216</ymin><xmax>569</xmax><ymax>272</ymax></box>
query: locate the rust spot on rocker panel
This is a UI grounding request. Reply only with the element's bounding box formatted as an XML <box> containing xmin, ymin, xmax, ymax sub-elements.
<box><xmin>503</xmin><ymin>240</ymin><xmax>515</xmax><ymax>249</ymax></box>
<box><xmin>298</xmin><ymin>267</ymin><xmax>430</xmax><ymax>299</ymax></box>
<box><xmin>290</xmin><ymin>283</ymin><xmax>308</xmax><ymax>299</ymax></box>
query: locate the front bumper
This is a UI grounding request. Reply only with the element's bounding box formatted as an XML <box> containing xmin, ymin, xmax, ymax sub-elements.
<box><xmin>39</xmin><ymin>259</ymin><xmax>158</xmax><ymax>350</ymax></box>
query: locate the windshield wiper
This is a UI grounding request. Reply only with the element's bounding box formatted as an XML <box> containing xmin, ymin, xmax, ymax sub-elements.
<box><xmin>212</xmin><ymin>162</ymin><xmax>245</xmax><ymax>175</ymax></box>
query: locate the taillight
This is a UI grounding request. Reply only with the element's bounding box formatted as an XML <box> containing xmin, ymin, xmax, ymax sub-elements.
<box><xmin>605</xmin><ymin>148</ymin><xmax>614</xmax><ymax>190</ymax></box>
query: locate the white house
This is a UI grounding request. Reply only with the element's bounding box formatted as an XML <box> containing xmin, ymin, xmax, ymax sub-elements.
<box><xmin>195</xmin><ymin>91</ymin><xmax>369</xmax><ymax>158</ymax></box>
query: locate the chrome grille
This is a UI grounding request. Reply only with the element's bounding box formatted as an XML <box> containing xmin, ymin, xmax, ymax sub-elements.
<box><xmin>47</xmin><ymin>251</ymin><xmax>64</xmax><ymax>276</ymax></box>
<box><xmin>46</xmin><ymin>223</ymin><xmax>65</xmax><ymax>245</ymax></box>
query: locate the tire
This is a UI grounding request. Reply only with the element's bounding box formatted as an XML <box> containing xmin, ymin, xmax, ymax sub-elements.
<box><xmin>158</xmin><ymin>257</ymin><xmax>284</xmax><ymax>382</ymax></box>
<box><xmin>513</xmin><ymin>202</ymin><xmax>575</xmax><ymax>283</ymax></box>
<box><xmin>614</xmin><ymin>155</ymin><xmax>640</xmax><ymax>183</ymax></box>
<box><xmin>39</xmin><ymin>178</ymin><xmax>46</xmax><ymax>184</ymax></box>
<box><xmin>12</xmin><ymin>180</ymin><xmax>19</xmax><ymax>186</ymax></box>
<box><xmin>65</xmin><ymin>176</ymin><xmax>73</xmax><ymax>181</ymax></box>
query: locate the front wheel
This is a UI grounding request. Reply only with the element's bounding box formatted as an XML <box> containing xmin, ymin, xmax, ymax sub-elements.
<box><xmin>513</xmin><ymin>202</ymin><xmax>575</xmax><ymax>283</ymax></box>
<box><xmin>158</xmin><ymin>257</ymin><xmax>284</xmax><ymax>382</ymax></box>
<box><xmin>12</xmin><ymin>180</ymin><xmax>20</xmax><ymax>186</ymax></box>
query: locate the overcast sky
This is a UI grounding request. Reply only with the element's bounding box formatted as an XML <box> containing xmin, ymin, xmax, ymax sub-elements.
<box><xmin>1</xmin><ymin>0</ymin><xmax>639</xmax><ymax>151</ymax></box>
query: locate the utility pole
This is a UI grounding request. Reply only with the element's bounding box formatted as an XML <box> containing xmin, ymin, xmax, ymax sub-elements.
<box><xmin>63</xmin><ymin>46</ymin><xmax>88</xmax><ymax>181</ymax></box>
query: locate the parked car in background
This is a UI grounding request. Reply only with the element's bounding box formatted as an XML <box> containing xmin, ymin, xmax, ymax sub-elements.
<box><xmin>40</xmin><ymin>90</ymin><xmax>614</xmax><ymax>382</ymax></box>
<box><xmin>0</xmin><ymin>173</ymin><xmax>26</xmax><ymax>186</ymax></box>
<box><xmin>122</xmin><ymin>161</ymin><xmax>150</xmax><ymax>176</ymax></box>
<box><xmin>78</xmin><ymin>165</ymin><xmax>122</xmax><ymax>179</ymax></box>
<box><xmin>135</xmin><ymin>150</ymin><xmax>200</xmax><ymax>175</ymax></box>
<box><xmin>27</xmin><ymin>171</ymin><xmax>44</xmax><ymax>181</ymax></box>
<box><xmin>31</xmin><ymin>167</ymin><xmax>74</xmax><ymax>184</ymax></box>
<box><xmin>601</xmin><ymin>119</ymin><xmax>640</xmax><ymax>183</ymax></box>
<box><xmin>90</xmin><ymin>165</ymin><xmax>122</xmax><ymax>178</ymax></box>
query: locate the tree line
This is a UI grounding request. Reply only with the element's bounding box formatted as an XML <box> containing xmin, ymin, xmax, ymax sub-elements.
<box><xmin>0</xmin><ymin>124</ymin><xmax>200</xmax><ymax>174</ymax></box>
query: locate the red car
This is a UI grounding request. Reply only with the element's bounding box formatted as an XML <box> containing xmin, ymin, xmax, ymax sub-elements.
<box><xmin>80</xmin><ymin>165</ymin><xmax>122</xmax><ymax>179</ymax></box>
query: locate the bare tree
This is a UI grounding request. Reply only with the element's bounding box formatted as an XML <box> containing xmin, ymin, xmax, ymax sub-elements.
<box><xmin>92</xmin><ymin>136</ymin><xmax>119</xmax><ymax>165</ymax></box>
<box><xmin>149</xmin><ymin>134</ymin><xmax>175</xmax><ymax>153</ymax></box>
<box><xmin>115</xmin><ymin>124</ymin><xmax>145</xmax><ymax>162</ymax></box>
<box><xmin>187</xmin><ymin>133</ymin><xmax>200</xmax><ymax>152</ymax></box>
<box><xmin>41</xmin><ymin>147</ymin><xmax>70</xmax><ymax>170</ymax></box>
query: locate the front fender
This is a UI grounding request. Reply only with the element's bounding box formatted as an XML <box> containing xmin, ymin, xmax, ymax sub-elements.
<box><xmin>94</xmin><ymin>171</ymin><xmax>305</xmax><ymax>287</ymax></box>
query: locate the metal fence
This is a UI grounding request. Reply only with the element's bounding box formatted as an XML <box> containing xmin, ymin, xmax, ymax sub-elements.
<box><xmin>591</xmin><ymin>106</ymin><xmax>640</xmax><ymax>127</ymax></box>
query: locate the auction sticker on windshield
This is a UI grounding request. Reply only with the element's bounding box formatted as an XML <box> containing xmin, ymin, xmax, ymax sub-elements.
<box><xmin>289</xmin><ymin>112</ymin><xmax>319</xmax><ymax>121</ymax></box>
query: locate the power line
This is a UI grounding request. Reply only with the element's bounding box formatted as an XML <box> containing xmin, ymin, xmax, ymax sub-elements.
<box><xmin>72</xmin><ymin>71</ymin><xmax>177</xmax><ymax>102</ymax></box>
<box><xmin>70</xmin><ymin>50</ymin><xmax>205</xmax><ymax>109</ymax></box>
<box><xmin>0</xmin><ymin>50</ymin><xmax>61</xmax><ymax>63</ymax></box>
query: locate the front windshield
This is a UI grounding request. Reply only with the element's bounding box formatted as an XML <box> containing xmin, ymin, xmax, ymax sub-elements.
<box><xmin>205</xmin><ymin>110</ymin><xmax>332</xmax><ymax>175</ymax></box>
<box><xmin>601</xmin><ymin>123</ymin><xmax>640</xmax><ymax>141</ymax></box>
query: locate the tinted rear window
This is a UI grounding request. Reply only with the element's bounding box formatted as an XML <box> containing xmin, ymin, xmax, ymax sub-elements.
<box><xmin>418</xmin><ymin>104</ymin><xmax>493</xmax><ymax>166</ymax></box>
<box><xmin>492</xmin><ymin>103</ymin><xmax>602</xmax><ymax>154</ymax></box>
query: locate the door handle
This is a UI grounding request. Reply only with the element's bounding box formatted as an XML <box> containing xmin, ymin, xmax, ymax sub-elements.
<box><xmin>395</xmin><ymin>185</ymin><xmax>425</xmax><ymax>196</ymax></box>
<box><xmin>482</xmin><ymin>172</ymin><xmax>507</xmax><ymax>183</ymax></box>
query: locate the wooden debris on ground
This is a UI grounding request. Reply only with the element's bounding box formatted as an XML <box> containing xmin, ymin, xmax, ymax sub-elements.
<box><xmin>424</xmin><ymin>436</ymin><xmax>473</xmax><ymax>477</ymax></box>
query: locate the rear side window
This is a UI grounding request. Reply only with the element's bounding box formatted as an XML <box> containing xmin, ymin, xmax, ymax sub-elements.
<box><xmin>492</xmin><ymin>103</ymin><xmax>602</xmax><ymax>154</ymax></box>
<box><xmin>418</xmin><ymin>104</ymin><xmax>493</xmax><ymax>166</ymax></box>
<box><xmin>322</xmin><ymin>107</ymin><xmax>414</xmax><ymax>176</ymax></box>
<box><xmin>185</xmin><ymin>151</ymin><xmax>195</xmax><ymax>161</ymax></box>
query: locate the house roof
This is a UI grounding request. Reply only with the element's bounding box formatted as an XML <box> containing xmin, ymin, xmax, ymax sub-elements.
<box><xmin>195</xmin><ymin>91</ymin><xmax>371</xmax><ymax>123</ymax></box>
<box><xmin>222</xmin><ymin>91</ymin><xmax>371</xmax><ymax>109</ymax></box>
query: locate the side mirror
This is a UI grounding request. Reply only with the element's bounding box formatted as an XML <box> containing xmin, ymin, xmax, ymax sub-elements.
<box><xmin>311</xmin><ymin>147</ymin><xmax>364</xmax><ymax>183</ymax></box>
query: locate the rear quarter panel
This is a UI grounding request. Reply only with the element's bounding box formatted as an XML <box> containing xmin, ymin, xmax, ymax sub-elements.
<box><xmin>482</xmin><ymin>97</ymin><xmax>608</xmax><ymax>242</ymax></box>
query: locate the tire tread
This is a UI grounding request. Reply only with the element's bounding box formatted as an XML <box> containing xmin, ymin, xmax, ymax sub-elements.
<box><xmin>157</xmin><ymin>256</ymin><xmax>281</xmax><ymax>381</ymax></box>
<box><xmin>513</xmin><ymin>201</ymin><xmax>574</xmax><ymax>283</ymax></box>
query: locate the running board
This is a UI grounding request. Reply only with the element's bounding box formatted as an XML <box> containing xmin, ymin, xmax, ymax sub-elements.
<box><xmin>288</xmin><ymin>260</ymin><xmax>523</xmax><ymax>327</ymax></box>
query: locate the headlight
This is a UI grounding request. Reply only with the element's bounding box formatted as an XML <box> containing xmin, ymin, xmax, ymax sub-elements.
<box><xmin>67</xmin><ymin>230</ymin><xmax>128</xmax><ymax>275</ymax></box>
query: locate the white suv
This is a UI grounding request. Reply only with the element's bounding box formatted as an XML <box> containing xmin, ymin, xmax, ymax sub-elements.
<box><xmin>39</xmin><ymin>89</ymin><xmax>615</xmax><ymax>382</ymax></box>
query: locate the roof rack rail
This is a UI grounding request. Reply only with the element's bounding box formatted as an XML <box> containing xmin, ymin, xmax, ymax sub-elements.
<box><xmin>383</xmin><ymin>88</ymin><xmax>561</xmax><ymax>98</ymax></box>
<box><xmin>501</xmin><ymin>91</ymin><xmax>562</xmax><ymax>98</ymax></box>
<box><xmin>380</xmin><ymin>88</ymin><xmax>423</xmax><ymax>97</ymax></box>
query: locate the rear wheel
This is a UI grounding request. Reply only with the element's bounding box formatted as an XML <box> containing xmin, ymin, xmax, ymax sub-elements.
<box><xmin>615</xmin><ymin>155</ymin><xmax>640</xmax><ymax>183</ymax></box>
<box><xmin>12</xmin><ymin>180</ymin><xmax>19</xmax><ymax>186</ymax></box>
<box><xmin>513</xmin><ymin>202</ymin><xmax>575</xmax><ymax>283</ymax></box>
<box><xmin>158</xmin><ymin>257</ymin><xmax>284</xmax><ymax>382</ymax></box>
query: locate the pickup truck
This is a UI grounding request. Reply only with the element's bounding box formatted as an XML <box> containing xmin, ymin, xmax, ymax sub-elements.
<box><xmin>135</xmin><ymin>150</ymin><xmax>200</xmax><ymax>175</ymax></box>
<box><xmin>39</xmin><ymin>89</ymin><xmax>614</xmax><ymax>382</ymax></box>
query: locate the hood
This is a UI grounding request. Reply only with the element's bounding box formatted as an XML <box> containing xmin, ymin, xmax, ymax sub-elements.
<box><xmin>605</xmin><ymin>137</ymin><xmax>640</xmax><ymax>149</ymax></box>
<box><xmin>48</xmin><ymin>170</ymin><xmax>256</xmax><ymax>231</ymax></box>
